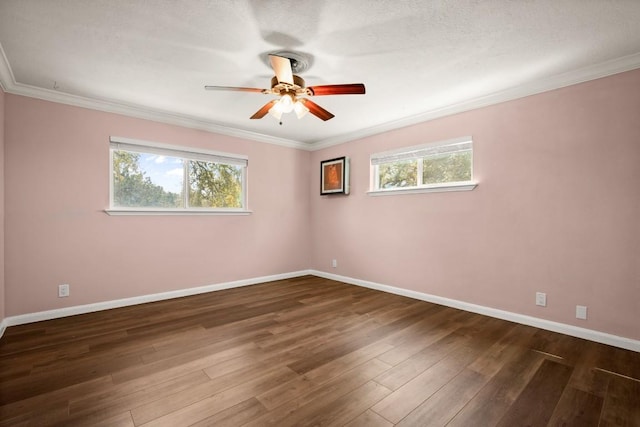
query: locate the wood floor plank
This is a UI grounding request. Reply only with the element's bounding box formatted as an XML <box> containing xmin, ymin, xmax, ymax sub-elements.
<box><xmin>245</xmin><ymin>359</ymin><xmax>392</xmax><ymax>427</ymax></box>
<box><xmin>344</xmin><ymin>409</ymin><xmax>394</xmax><ymax>427</ymax></box>
<box><xmin>137</xmin><ymin>366</ymin><xmax>298</xmax><ymax>426</ymax></box>
<box><xmin>0</xmin><ymin>375</ymin><xmax>113</xmax><ymax>425</ymax></box>
<box><xmin>467</xmin><ymin>323</ymin><xmax>538</xmax><ymax>378</ymax></box>
<box><xmin>599</xmin><ymin>374</ymin><xmax>640</xmax><ymax>426</ymax></box>
<box><xmin>86</xmin><ymin>411</ymin><xmax>135</xmax><ymax>427</ymax></box>
<box><xmin>254</xmin><ymin>320</ymin><xmax>343</xmax><ymax>354</ymax></box>
<box><xmin>394</xmin><ymin>322</ymin><xmax>542</xmax><ymax>427</ymax></box>
<box><xmin>257</xmin><ymin>340</ymin><xmax>394</xmax><ymax>410</ymax></box>
<box><xmin>188</xmin><ymin>397</ymin><xmax>267</xmax><ymax>427</ymax></box>
<box><xmin>547</xmin><ymin>386</ymin><xmax>603</xmax><ymax>427</ymax></box>
<box><xmin>50</xmin><ymin>409</ymin><xmax>136</xmax><ymax>427</ymax></box>
<box><xmin>141</xmin><ymin>318</ymin><xmax>273</xmax><ymax>364</ymax></box>
<box><xmin>599</xmin><ymin>346</ymin><xmax>640</xmax><ymax>384</ymax></box>
<box><xmin>0</xmin><ymin>352</ymin><xmax>143</xmax><ymax>405</ymax></box>
<box><xmin>67</xmin><ymin>370</ymin><xmax>211</xmax><ymax>421</ymax></box>
<box><xmin>303</xmin><ymin>340</ymin><xmax>395</xmax><ymax>384</ymax></box>
<box><xmin>294</xmin><ymin>380</ymin><xmax>392</xmax><ymax>426</ymax></box>
<box><xmin>1</xmin><ymin>276</ymin><xmax>638</xmax><ymax>426</ymax></box>
<box><xmin>131</xmin><ymin>359</ymin><xmax>293</xmax><ymax>425</ymax></box>
<box><xmin>283</xmin><ymin>319</ymin><xmax>385</xmax><ymax>375</ymax></box>
<box><xmin>274</xmin><ymin>295</ymin><xmax>355</xmax><ymax>323</ymax></box>
<box><xmin>201</xmin><ymin>354</ymin><xmax>258</xmax><ymax>380</ymax></box>
<box><xmin>446</xmin><ymin>348</ymin><xmax>545</xmax><ymax>427</ymax></box>
<box><xmin>110</xmin><ymin>340</ymin><xmax>258</xmax><ymax>384</ymax></box>
<box><xmin>395</xmin><ymin>368</ymin><xmax>487</xmax><ymax>427</ymax></box>
<box><xmin>496</xmin><ymin>358</ymin><xmax>573</xmax><ymax>426</ymax></box>
<box><xmin>371</xmin><ymin>343</ymin><xmax>481</xmax><ymax>423</ymax></box>
<box><xmin>0</xmin><ymin>363</ymin><xmax>31</xmax><ymax>383</ymax></box>
<box><xmin>375</xmin><ymin>307</ymin><xmax>471</xmax><ymax>366</ymax></box>
<box><xmin>0</xmin><ymin>403</ymin><xmax>70</xmax><ymax>427</ymax></box>
<box><xmin>287</xmin><ymin>303</ymin><xmax>434</xmax><ymax>375</ymax></box>
<box><xmin>566</xmin><ymin>342</ymin><xmax>612</xmax><ymax>398</ymax></box>
<box><xmin>373</xmin><ymin>330</ymin><xmax>468</xmax><ymax>391</ymax></box>
<box><xmin>129</xmin><ymin>334</ymin><xmax>307</xmax><ymax>425</ymax></box>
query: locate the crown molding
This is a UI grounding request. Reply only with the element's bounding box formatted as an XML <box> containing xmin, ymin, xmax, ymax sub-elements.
<box><xmin>0</xmin><ymin>42</ymin><xmax>14</xmax><ymax>93</ymax></box>
<box><xmin>1</xmin><ymin>40</ymin><xmax>639</xmax><ymax>152</ymax></box>
<box><xmin>309</xmin><ymin>52</ymin><xmax>640</xmax><ymax>151</ymax></box>
<box><xmin>0</xmin><ymin>44</ymin><xmax>307</xmax><ymax>150</ymax></box>
<box><xmin>6</xmin><ymin>84</ymin><xmax>307</xmax><ymax>150</ymax></box>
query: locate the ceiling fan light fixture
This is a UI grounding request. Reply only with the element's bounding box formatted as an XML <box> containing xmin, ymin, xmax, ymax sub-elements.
<box><xmin>279</xmin><ymin>93</ymin><xmax>295</xmax><ymax>113</ymax></box>
<box><xmin>268</xmin><ymin>102</ymin><xmax>283</xmax><ymax>120</ymax></box>
<box><xmin>269</xmin><ymin>93</ymin><xmax>309</xmax><ymax>121</ymax></box>
<box><xmin>294</xmin><ymin>100</ymin><xmax>309</xmax><ymax>119</ymax></box>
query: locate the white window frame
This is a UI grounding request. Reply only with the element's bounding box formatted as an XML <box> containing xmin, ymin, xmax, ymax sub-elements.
<box><xmin>368</xmin><ymin>136</ymin><xmax>477</xmax><ymax>196</ymax></box>
<box><xmin>106</xmin><ymin>136</ymin><xmax>251</xmax><ymax>215</ymax></box>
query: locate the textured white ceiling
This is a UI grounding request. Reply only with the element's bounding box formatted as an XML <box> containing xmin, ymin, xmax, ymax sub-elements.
<box><xmin>1</xmin><ymin>0</ymin><xmax>640</xmax><ymax>148</ymax></box>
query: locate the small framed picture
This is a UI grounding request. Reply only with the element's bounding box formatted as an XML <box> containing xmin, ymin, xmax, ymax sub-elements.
<box><xmin>320</xmin><ymin>156</ymin><xmax>349</xmax><ymax>195</ymax></box>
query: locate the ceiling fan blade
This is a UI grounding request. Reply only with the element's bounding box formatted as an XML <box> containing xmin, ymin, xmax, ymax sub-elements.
<box><xmin>299</xmin><ymin>98</ymin><xmax>335</xmax><ymax>121</ymax></box>
<box><xmin>306</xmin><ymin>83</ymin><xmax>366</xmax><ymax>96</ymax></box>
<box><xmin>250</xmin><ymin>100</ymin><xmax>278</xmax><ymax>119</ymax></box>
<box><xmin>269</xmin><ymin>55</ymin><xmax>294</xmax><ymax>86</ymax></box>
<box><xmin>205</xmin><ymin>85</ymin><xmax>265</xmax><ymax>93</ymax></box>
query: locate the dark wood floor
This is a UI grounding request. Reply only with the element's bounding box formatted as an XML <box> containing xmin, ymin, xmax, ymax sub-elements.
<box><xmin>1</xmin><ymin>276</ymin><xmax>639</xmax><ymax>426</ymax></box>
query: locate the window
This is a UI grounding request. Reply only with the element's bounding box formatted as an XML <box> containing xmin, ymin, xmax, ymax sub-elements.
<box><xmin>107</xmin><ymin>137</ymin><xmax>249</xmax><ymax>214</ymax></box>
<box><xmin>369</xmin><ymin>136</ymin><xmax>476</xmax><ymax>195</ymax></box>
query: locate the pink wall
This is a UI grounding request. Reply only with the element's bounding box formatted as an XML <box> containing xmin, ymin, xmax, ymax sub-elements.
<box><xmin>310</xmin><ymin>69</ymin><xmax>640</xmax><ymax>341</ymax></box>
<box><xmin>4</xmin><ymin>95</ymin><xmax>310</xmax><ymax>316</ymax></box>
<box><xmin>3</xmin><ymin>69</ymin><xmax>639</xmax><ymax>344</ymax></box>
<box><xmin>0</xmin><ymin>87</ymin><xmax>5</xmax><ymax>322</ymax></box>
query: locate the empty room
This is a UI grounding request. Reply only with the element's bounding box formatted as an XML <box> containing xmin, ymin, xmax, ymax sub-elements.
<box><xmin>0</xmin><ymin>1</ymin><xmax>639</xmax><ymax>426</ymax></box>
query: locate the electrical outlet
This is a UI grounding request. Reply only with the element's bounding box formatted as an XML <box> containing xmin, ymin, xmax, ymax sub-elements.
<box><xmin>58</xmin><ymin>284</ymin><xmax>70</xmax><ymax>298</ymax></box>
<box><xmin>332</xmin><ymin>259</ymin><xmax>337</xmax><ymax>268</ymax></box>
<box><xmin>576</xmin><ymin>305</ymin><xmax>588</xmax><ymax>320</ymax></box>
<box><xmin>535</xmin><ymin>292</ymin><xmax>547</xmax><ymax>307</ymax></box>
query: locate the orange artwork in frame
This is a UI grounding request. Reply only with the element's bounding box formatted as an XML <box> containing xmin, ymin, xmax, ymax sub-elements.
<box><xmin>320</xmin><ymin>156</ymin><xmax>349</xmax><ymax>195</ymax></box>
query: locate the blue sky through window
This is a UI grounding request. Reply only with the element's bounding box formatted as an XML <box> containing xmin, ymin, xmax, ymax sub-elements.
<box><xmin>139</xmin><ymin>153</ymin><xmax>184</xmax><ymax>194</ymax></box>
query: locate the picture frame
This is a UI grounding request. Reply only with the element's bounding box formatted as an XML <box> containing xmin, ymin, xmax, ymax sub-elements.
<box><xmin>320</xmin><ymin>156</ymin><xmax>349</xmax><ymax>195</ymax></box>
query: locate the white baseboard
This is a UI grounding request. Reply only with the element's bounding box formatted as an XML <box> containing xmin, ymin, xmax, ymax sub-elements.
<box><xmin>310</xmin><ymin>270</ymin><xmax>640</xmax><ymax>353</ymax></box>
<box><xmin>1</xmin><ymin>270</ymin><xmax>313</xmax><ymax>335</ymax></box>
<box><xmin>2</xmin><ymin>269</ymin><xmax>638</xmax><ymax>353</ymax></box>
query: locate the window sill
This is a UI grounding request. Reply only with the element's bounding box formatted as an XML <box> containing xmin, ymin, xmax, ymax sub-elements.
<box><xmin>367</xmin><ymin>182</ymin><xmax>477</xmax><ymax>196</ymax></box>
<box><xmin>104</xmin><ymin>209</ymin><xmax>252</xmax><ymax>216</ymax></box>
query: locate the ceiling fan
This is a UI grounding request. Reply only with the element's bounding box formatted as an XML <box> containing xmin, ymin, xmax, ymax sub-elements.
<box><xmin>205</xmin><ymin>53</ymin><xmax>365</xmax><ymax>121</ymax></box>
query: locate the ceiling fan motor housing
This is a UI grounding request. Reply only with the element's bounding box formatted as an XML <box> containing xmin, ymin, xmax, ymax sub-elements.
<box><xmin>270</xmin><ymin>75</ymin><xmax>306</xmax><ymax>94</ymax></box>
